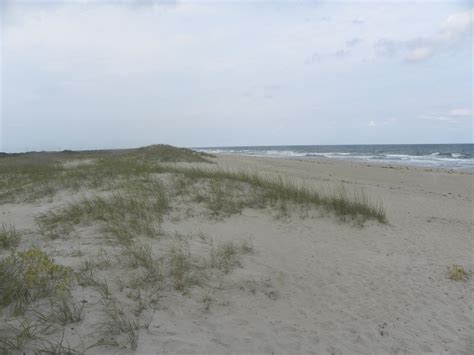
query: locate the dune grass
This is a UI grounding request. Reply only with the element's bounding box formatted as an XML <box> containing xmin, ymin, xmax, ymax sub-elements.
<box><xmin>0</xmin><ymin>318</ymin><xmax>44</xmax><ymax>353</ymax></box>
<box><xmin>35</xmin><ymin>161</ymin><xmax>385</xmax><ymax>242</ymax></box>
<box><xmin>0</xmin><ymin>223</ymin><xmax>20</xmax><ymax>250</ymax></box>
<box><xmin>37</xmin><ymin>179</ymin><xmax>168</xmax><ymax>242</ymax></box>
<box><xmin>131</xmin><ymin>144</ymin><xmax>214</xmax><ymax>163</ymax></box>
<box><xmin>0</xmin><ymin>144</ymin><xmax>389</xmax><ymax>353</ymax></box>
<box><xmin>167</xmin><ymin>167</ymin><xmax>387</xmax><ymax>223</ymax></box>
<box><xmin>0</xmin><ymin>249</ymin><xmax>73</xmax><ymax>315</ymax></box>
<box><xmin>95</xmin><ymin>298</ymin><xmax>142</xmax><ymax>350</ymax></box>
<box><xmin>2</xmin><ymin>143</ymin><xmax>385</xmax><ymax>223</ymax></box>
<box><xmin>210</xmin><ymin>240</ymin><xmax>254</xmax><ymax>273</ymax></box>
<box><xmin>34</xmin><ymin>297</ymin><xmax>86</xmax><ymax>326</ymax></box>
<box><xmin>0</xmin><ymin>145</ymin><xmax>213</xmax><ymax>204</ymax></box>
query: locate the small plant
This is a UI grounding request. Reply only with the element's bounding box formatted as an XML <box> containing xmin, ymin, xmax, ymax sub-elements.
<box><xmin>35</xmin><ymin>297</ymin><xmax>86</xmax><ymax>325</ymax></box>
<box><xmin>0</xmin><ymin>223</ymin><xmax>20</xmax><ymax>249</ymax></box>
<box><xmin>202</xmin><ymin>290</ymin><xmax>214</xmax><ymax>312</ymax></box>
<box><xmin>0</xmin><ymin>318</ymin><xmax>45</xmax><ymax>352</ymax></box>
<box><xmin>37</xmin><ymin>329</ymin><xmax>83</xmax><ymax>355</ymax></box>
<box><xmin>125</xmin><ymin>243</ymin><xmax>154</xmax><ymax>270</ymax></box>
<box><xmin>167</xmin><ymin>243</ymin><xmax>196</xmax><ymax>292</ymax></box>
<box><xmin>77</xmin><ymin>270</ymin><xmax>111</xmax><ymax>300</ymax></box>
<box><xmin>0</xmin><ymin>249</ymin><xmax>72</xmax><ymax>314</ymax></box>
<box><xmin>449</xmin><ymin>265</ymin><xmax>469</xmax><ymax>281</ymax></box>
<box><xmin>96</xmin><ymin>299</ymin><xmax>141</xmax><ymax>351</ymax></box>
<box><xmin>210</xmin><ymin>240</ymin><xmax>253</xmax><ymax>273</ymax></box>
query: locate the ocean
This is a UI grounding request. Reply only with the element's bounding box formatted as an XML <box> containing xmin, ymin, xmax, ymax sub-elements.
<box><xmin>196</xmin><ymin>144</ymin><xmax>474</xmax><ymax>170</ymax></box>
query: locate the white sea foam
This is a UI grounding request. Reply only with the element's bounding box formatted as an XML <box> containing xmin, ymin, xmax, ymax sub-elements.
<box><xmin>196</xmin><ymin>147</ymin><xmax>474</xmax><ymax>170</ymax></box>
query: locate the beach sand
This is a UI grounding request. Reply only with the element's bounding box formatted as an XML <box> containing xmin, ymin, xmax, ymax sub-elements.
<box><xmin>1</xmin><ymin>154</ymin><xmax>472</xmax><ymax>354</ymax></box>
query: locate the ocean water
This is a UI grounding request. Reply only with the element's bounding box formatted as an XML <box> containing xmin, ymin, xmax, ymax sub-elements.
<box><xmin>196</xmin><ymin>144</ymin><xmax>474</xmax><ymax>170</ymax></box>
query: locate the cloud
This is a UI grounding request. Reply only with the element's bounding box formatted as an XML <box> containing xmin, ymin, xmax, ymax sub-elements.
<box><xmin>420</xmin><ymin>108</ymin><xmax>473</xmax><ymax>122</ymax></box>
<box><xmin>346</xmin><ymin>37</ymin><xmax>363</xmax><ymax>47</ymax></box>
<box><xmin>374</xmin><ymin>39</ymin><xmax>398</xmax><ymax>57</ymax></box>
<box><xmin>375</xmin><ymin>9</ymin><xmax>473</xmax><ymax>63</ymax></box>
<box><xmin>439</xmin><ymin>10</ymin><xmax>474</xmax><ymax>41</ymax></box>
<box><xmin>405</xmin><ymin>46</ymin><xmax>433</xmax><ymax>62</ymax></box>
<box><xmin>305</xmin><ymin>48</ymin><xmax>351</xmax><ymax>64</ymax></box>
<box><xmin>448</xmin><ymin>108</ymin><xmax>471</xmax><ymax>117</ymax></box>
<box><xmin>367</xmin><ymin>118</ymin><xmax>398</xmax><ymax>128</ymax></box>
<box><xmin>2</xmin><ymin>1</ymin><xmax>472</xmax><ymax>150</ymax></box>
<box><xmin>383</xmin><ymin>117</ymin><xmax>398</xmax><ymax>125</ymax></box>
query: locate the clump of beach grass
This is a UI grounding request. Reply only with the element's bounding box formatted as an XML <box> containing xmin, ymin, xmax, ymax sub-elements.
<box><xmin>124</xmin><ymin>243</ymin><xmax>162</xmax><ymax>285</ymax></box>
<box><xmin>0</xmin><ymin>223</ymin><xmax>20</xmax><ymax>249</ymax></box>
<box><xmin>34</xmin><ymin>297</ymin><xmax>86</xmax><ymax>326</ymax></box>
<box><xmin>76</xmin><ymin>270</ymin><xmax>111</xmax><ymax>301</ymax></box>
<box><xmin>0</xmin><ymin>318</ymin><xmax>44</xmax><ymax>353</ymax></box>
<box><xmin>168</xmin><ymin>167</ymin><xmax>386</xmax><ymax>223</ymax></box>
<box><xmin>95</xmin><ymin>298</ymin><xmax>143</xmax><ymax>351</ymax></box>
<box><xmin>166</xmin><ymin>242</ymin><xmax>198</xmax><ymax>293</ymax></box>
<box><xmin>210</xmin><ymin>240</ymin><xmax>254</xmax><ymax>273</ymax></box>
<box><xmin>37</xmin><ymin>181</ymin><xmax>168</xmax><ymax>242</ymax></box>
<box><xmin>0</xmin><ymin>249</ymin><xmax>73</xmax><ymax>315</ymax></box>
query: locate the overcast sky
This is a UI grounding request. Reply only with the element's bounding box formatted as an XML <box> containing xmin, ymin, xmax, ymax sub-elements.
<box><xmin>1</xmin><ymin>0</ymin><xmax>472</xmax><ymax>152</ymax></box>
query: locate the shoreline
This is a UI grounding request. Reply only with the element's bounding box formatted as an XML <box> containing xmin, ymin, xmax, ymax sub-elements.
<box><xmin>211</xmin><ymin>152</ymin><xmax>474</xmax><ymax>175</ymax></box>
<box><xmin>195</xmin><ymin>146</ymin><xmax>474</xmax><ymax>172</ymax></box>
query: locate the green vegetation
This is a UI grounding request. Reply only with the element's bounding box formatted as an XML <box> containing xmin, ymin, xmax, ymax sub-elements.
<box><xmin>0</xmin><ymin>249</ymin><xmax>73</xmax><ymax>315</ymax></box>
<box><xmin>0</xmin><ymin>144</ymin><xmax>213</xmax><ymax>204</ymax></box>
<box><xmin>0</xmin><ymin>318</ymin><xmax>43</xmax><ymax>352</ymax></box>
<box><xmin>166</xmin><ymin>242</ymin><xmax>197</xmax><ymax>292</ymax></box>
<box><xmin>0</xmin><ymin>223</ymin><xmax>20</xmax><ymax>249</ymax></box>
<box><xmin>37</xmin><ymin>181</ymin><xmax>167</xmax><ymax>242</ymax></box>
<box><xmin>0</xmin><ymin>144</ymin><xmax>385</xmax><ymax>223</ymax></box>
<box><xmin>34</xmin><ymin>297</ymin><xmax>86</xmax><ymax>326</ymax></box>
<box><xmin>96</xmin><ymin>299</ymin><xmax>142</xmax><ymax>350</ymax></box>
<box><xmin>0</xmin><ymin>144</ymin><xmax>388</xmax><ymax>353</ymax></box>
<box><xmin>132</xmin><ymin>144</ymin><xmax>214</xmax><ymax>163</ymax></box>
<box><xmin>449</xmin><ymin>265</ymin><xmax>469</xmax><ymax>281</ymax></box>
<box><xmin>168</xmin><ymin>168</ymin><xmax>386</xmax><ymax>223</ymax></box>
<box><xmin>211</xmin><ymin>240</ymin><xmax>254</xmax><ymax>273</ymax></box>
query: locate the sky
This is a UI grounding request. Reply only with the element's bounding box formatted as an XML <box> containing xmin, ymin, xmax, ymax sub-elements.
<box><xmin>0</xmin><ymin>0</ymin><xmax>473</xmax><ymax>152</ymax></box>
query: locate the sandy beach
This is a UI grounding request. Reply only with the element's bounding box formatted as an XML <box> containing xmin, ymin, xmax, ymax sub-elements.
<box><xmin>0</xmin><ymin>150</ymin><xmax>472</xmax><ymax>354</ymax></box>
<box><xmin>3</xmin><ymin>1</ymin><xmax>473</xmax><ymax>353</ymax></box>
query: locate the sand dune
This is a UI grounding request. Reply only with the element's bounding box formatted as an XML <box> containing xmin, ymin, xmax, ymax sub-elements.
<box><xmin>0</xmin><ymin>152</ymin><xmax>472</xmax><ymax>354</ymax></box>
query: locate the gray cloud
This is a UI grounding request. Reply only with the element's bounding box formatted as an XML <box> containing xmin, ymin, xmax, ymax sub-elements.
<box><xmin>420</xmin><ymin>108</ymin><xmax>473</xmax><ymax>123</ymax></box>
<box><xmin>374</xmin><ymin>9</ymin><xmax>473</xmax><ymax>63</ymax></box>
<box><xmin>2</xmin><ymin>1</ymin><xmax>472</xmax><ymax>151</ymax></box>
<box><xmin>346</xmin><ymin>37</ymin><xmax>363</xmax><ymax>47</ymax></box>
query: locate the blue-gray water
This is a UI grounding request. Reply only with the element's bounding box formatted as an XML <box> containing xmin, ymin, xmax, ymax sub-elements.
<box><xmin>196</xmin><ymin>144</ymin><xmax>474</xmax><ymax>170</ymax></box>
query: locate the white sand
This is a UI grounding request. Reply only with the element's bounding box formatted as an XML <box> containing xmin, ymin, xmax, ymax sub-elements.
<box><xmin>1</xmin><ymin>155</ymin><xmax>472</xmax><ymax>354</ymax></box>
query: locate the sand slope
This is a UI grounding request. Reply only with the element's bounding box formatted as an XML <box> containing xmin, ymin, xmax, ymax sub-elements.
<box><xmin>1</xmin><ymin>155</ymin><xmax>472</xmax><ymax>354</ymax></box>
